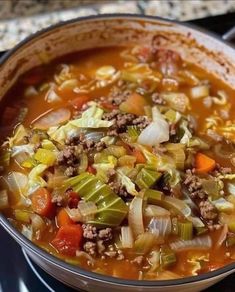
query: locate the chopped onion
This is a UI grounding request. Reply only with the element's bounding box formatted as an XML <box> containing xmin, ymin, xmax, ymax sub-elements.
<box><xmin>145</xmin><ymin>205</ymin><xmax>170</xmax><ymax>217</ymax></box>
<box><xmin>45</xmin><ymin>87</ymin><xmax>61</xmax><ymax>103</ymax></box>
<box><xmin>163</xmin><ymin>196</ymin><xmax>191</xmax><ymax>218</ymax></box>
<box><xmin>78</xmin><ymin>201</ymin><xmax>97</xmax><ymax>222</ymax></box>
<box><xmin>33</xmin><ymin>108</ymin><xmax>71</xmax><ymax>130</ymax></box>
<box><xmin>148</xmin><ymin>250</ymin><xmax>160</xmax><ymax>272</ymax></box>
<box><xmin>148</xmin><ymin>216</ymin><xmax>172</xmax><ymax>237</ymax></box>
<box><xmin>212</xmin><ymin>198</ymin><xmax>234</xmax><ymax>213</ymax></box>
<box><xmin>161</xmin><ymin>92</ymin><xmax>190</xmax><ymax>113</ymax></box>
<box><xmin>190</xmin><ymin>85</ymin><xmax>209</xmax><ymax>99</ymax></box>
<box><xmin>59</xmin><ymin>79</ymin><xmax>78</xmax><ymax>90</ymax></box>
<box><xmin>138</xmin><ymin>107</ymin><xmax>169</xmax><ymax>146</ymax></box>
<box><xmin>96</xmin><ymin>66</ymin><xmax>116</xmax><ymax>80</ymax></box>
<box><xmin>128</xmin><ymin>196</ymin><xmax>144</xmax><ymax>237</ymax></box>
<box><xmin>5</xmin><ymin>171</ymin><xmax>28</xmax><ymax>198</ymax></box>
<box><xmin>228</xmin><ymin>183</ymin><xmax>235</xmax><ymax>196</ymax></box>
<box><xmin>22</xmin><ymin>225</ymin><xmax>33</xmax><ymax>240</ymax></box>
<box><xmin>121</xmin><ymin>226</ymin><xmax>134</xmax><ymax>248</ymax></box>
<box><xmin>188</xmin><ymin>216</ymin><xmax>205</xmax><ymax>228</ymax></box>
<box><xmin>84</xmin><ymin>131</ymin><xmax>104</xmax><ymax>142</ymax></box>
<box><xmin>215</xmin><ymin>224</ymin><xmax>228</xmax><ymax>248</ymax></box>
<box><xmin>0</xmin><ymin>190</ymin><xmax>9</xmax><ymax>210</ymax></box>
<box><xmin>24</xmin><ymin>86</ymin><xmax>38</xmax><ymax>97</ymax></box>
<box><xmin>134</xmin><ymin>232</ymin><xmax>157</xmax><ymax>255</ymax></box>
<box><xmin>138</xmin><ymin>120</ymin><xmax>169</xmax><ymax>146</ymax></box>
<box><xmin>30</xmin><ymin>214</ymin><xmax>45</xmax><ymax>232</ymax></box>
<box><xmin>170</xmin><ymin>235</ymin><xmax>212</xmax><ymax>251</ymax></box>
<box><xmin>66</xmin><ymin>208</ymin><xmax>82</xmax><ymax>222</ymax></box>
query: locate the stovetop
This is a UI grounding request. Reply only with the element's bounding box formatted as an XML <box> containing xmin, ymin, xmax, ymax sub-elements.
<box><xmin>0</xmin><ymin>13</ymin><xmax>235</xmax><ymax>292</ymax></box>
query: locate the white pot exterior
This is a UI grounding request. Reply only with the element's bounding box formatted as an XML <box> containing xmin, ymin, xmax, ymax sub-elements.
<box><xmin>0</xmin><ymin>14</ymin><xmax>235</xmax><ymax>292</ymax></box>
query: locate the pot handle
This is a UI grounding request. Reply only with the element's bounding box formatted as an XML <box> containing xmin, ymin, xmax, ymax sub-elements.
<box><xmin>222</xmin><ymin>26</ymin><xmax>235</xmax><ymax>42</ymax></box>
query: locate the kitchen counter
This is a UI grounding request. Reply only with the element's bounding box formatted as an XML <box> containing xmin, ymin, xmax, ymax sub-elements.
<box><xmin>0</xmin><ymin>0</ymin><xmax>235</xmax><ymax>50</ymax></box>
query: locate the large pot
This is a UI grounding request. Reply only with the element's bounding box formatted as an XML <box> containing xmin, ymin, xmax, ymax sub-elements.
<box><xmin>0</xmin><ymin>14</ymin><xmax>235</xmax><ymax>292</ymax></box>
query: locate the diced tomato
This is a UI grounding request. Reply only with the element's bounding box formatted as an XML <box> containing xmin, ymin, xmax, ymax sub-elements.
<box><xmin>66</xmin><ymin>190</ymin><xmax>80</xmax><ymax>209</ymax></box>
<box><xmin>57</xmin><ymin>208</ymin><xmax>74</xmax><ymax>227</ymax></box>
<box><xmin>100</xmin><ymin>101</ymin><xmax>118</xmax><ymax>110</ymax></box>
<box><xmin>87</xmin><ymin>165</ymin><xmax>96</xmax><ymax>175</ymax></box>
<box><xmin>70</xmin><ymin>95</ymin><xmax>91</xmax><ymax>110</ymax></box>
<box><xmin>31</xmin><ymin>188</ymin><xmax>55</xmax><ymax>218</ymax></box>
<box><xmin>51</xmin><ymin>224</ymin><xmax>83</xmax><ymax>256</ymax></box>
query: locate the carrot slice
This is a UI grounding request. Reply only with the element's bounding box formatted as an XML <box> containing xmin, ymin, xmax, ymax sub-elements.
<box><xmin>31</xmin><ymin>188</ymin><xmax>55</xmax><ymax>218</ymax></box>
<box><xmin>132</xmin><ymin>149</ymin><xmax>146</xmax><ymax>164</ymax></box>
<box><xmin>51</xmin><ymin>224</ymin><xmax>83</xmax><ymax>256</ymax></box>
<box><xmin>119</xmin><ymin>93</ymin><xmax>148</xmax><ymax>116</ymax></box>
<box><xmin>57</xmin><ymin>208</ymin><xmax>74</xmax><ymax>227</ymax></box>
<box><xmin>195</xmin><ymin>153</ymin><xmax>216</xmax><ymax>173</ymax></box>
<box><xmin>70</xmin><ymin>95</ymin><xmax>91</xmax><ymax>110</ymax></box>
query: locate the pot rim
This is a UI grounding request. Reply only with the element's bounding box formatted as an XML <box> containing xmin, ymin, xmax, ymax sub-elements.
<box><xmin>0</xmin><ymin>13</ymin><xmax>235</xmax><ymax>287</ymax></box>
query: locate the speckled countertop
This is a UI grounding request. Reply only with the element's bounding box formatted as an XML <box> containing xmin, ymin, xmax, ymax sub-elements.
<box><xmin>0</xmin><ymin>0</ymin><xmax>235</xmax><ymax>50</ymax></box>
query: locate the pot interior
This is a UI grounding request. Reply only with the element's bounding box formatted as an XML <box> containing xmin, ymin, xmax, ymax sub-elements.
<box><xmin>0</xmin><ymin>15</ymin><xmax>235</xmax><ymax>101</ymax></box>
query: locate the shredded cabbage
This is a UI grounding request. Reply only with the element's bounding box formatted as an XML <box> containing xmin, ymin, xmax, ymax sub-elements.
<box><xmin>180</xmin><ymin>120</ymin><xmax>192</xmax><ymax>145</ymax></box>
<box><xmin>28</xmin><ymin>164</ymin><xmax>48</xmax><ymax>194</ymax></box>
<box><xmin>6</xmin><ymin>125</ymin><xmax>28</xmax><ymax>148</ymax></box>
<box><xmin>117</xmin><ymin>169</ymin><xmax>138</xmax><ymax>196</ymax></box>
<box><xmin>11</xmin><ymin>144</ymin><xmax>35</xmax><ymax>157</ymax></box>
<box><xmin>47</xmin><ymin>104</ymin><xmax>113</xmax><ymax>143</ymax></box>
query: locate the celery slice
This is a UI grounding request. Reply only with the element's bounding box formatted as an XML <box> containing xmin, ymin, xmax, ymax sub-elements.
<box><xmin>160</xmin><ymin>248</ymin><xmax>177</xmax><ymax>268</ymax></box>
<box><xmin>127</xmin><ymin>126</ymin><xmax>141</xmax><ymax>142</ymax></box>
<box><xmin>144</xmin><ymin>189</ymin><xmax>164</xmax><ymax>204</ymax></box>
<box><xmin>178</xmin><ymin>221</ymin><xmax>193</xmax><ymax>240</ymax></box>
<box><xmin>136</xmin><ymin>168</ymin><xmax>162</xmax><ymax>189</ymax></box>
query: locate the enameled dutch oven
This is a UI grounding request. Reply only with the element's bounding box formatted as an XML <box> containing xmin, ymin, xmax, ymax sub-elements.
<box><xmin>0</xmin><ymin>14</ymin><xmax>235</xmax><ymax>292</ymax></box>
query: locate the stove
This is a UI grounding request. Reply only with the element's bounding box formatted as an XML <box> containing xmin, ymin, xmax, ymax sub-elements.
<box><xmin>0</xmin><ymin>13</ymin><xmax>235</xmax><ymax>292</ymax></box>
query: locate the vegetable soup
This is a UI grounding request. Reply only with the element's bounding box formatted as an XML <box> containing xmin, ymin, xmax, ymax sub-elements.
<box><xmin>0</xmin><ymin>44</ymin><xmax>235</xmax><ymax>280</ymax></box>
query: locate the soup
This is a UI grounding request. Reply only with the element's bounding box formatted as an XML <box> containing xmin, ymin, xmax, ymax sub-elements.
<box><xmin>0</xmin><ymin>44</ymin><xmax>235</xmax><ymax>280</ymax></box>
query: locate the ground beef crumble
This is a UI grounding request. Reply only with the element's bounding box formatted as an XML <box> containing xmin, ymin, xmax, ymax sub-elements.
<box><xmin>199</xmin><ymin>200</ymin><xmax>218</xmax><ymax>221</ymax></box>
<box><xmin>105</xmin><ymin>81</ymin><xmax>131</xmax><ymax>106</ymax></box>
<box><xmin>57</xmin><ymin>145</ymin><xmax>82</xmax><ymax>177</ymax></box>
<box><xmin>211</xmin><ymin>163</ymin><xmax>232</xmax><ymax>176</ymax></box>
<box><xmin>82</xmin><ymin>224</ymin><xmax>118</xmax><ymax>258</ymax></box>
<box><xmin>103</xmin><ymin>109</ymin><xmax>150</xmax><ymax>136</ymax></box>
<box><xmin>183</xmin><ymin>169</ymin><xmax>206</xmax><ymax>199</ymax></box>
<box><xmin>65</xmin><ymin>133</ymin><xmax>106</xmax><ymax>152</ymax></box>
<box><xmin>109</xmin><ymin>181</ymin><xmax>129</xmax><ymax>197</ymax></box>
<box><xmin>82</xmin><ymin>224</ymin><xmax>97</xmax><ymax>240</ymax></box>
<box><xmin>151</xmin><ymin>93</ymin><xmax>166</xmax><ymax>105</ymax></box>
<box><xmin>57</xmin><ymin>146</ymin><xmax>80</xmax><ymax>166</ymax></box>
